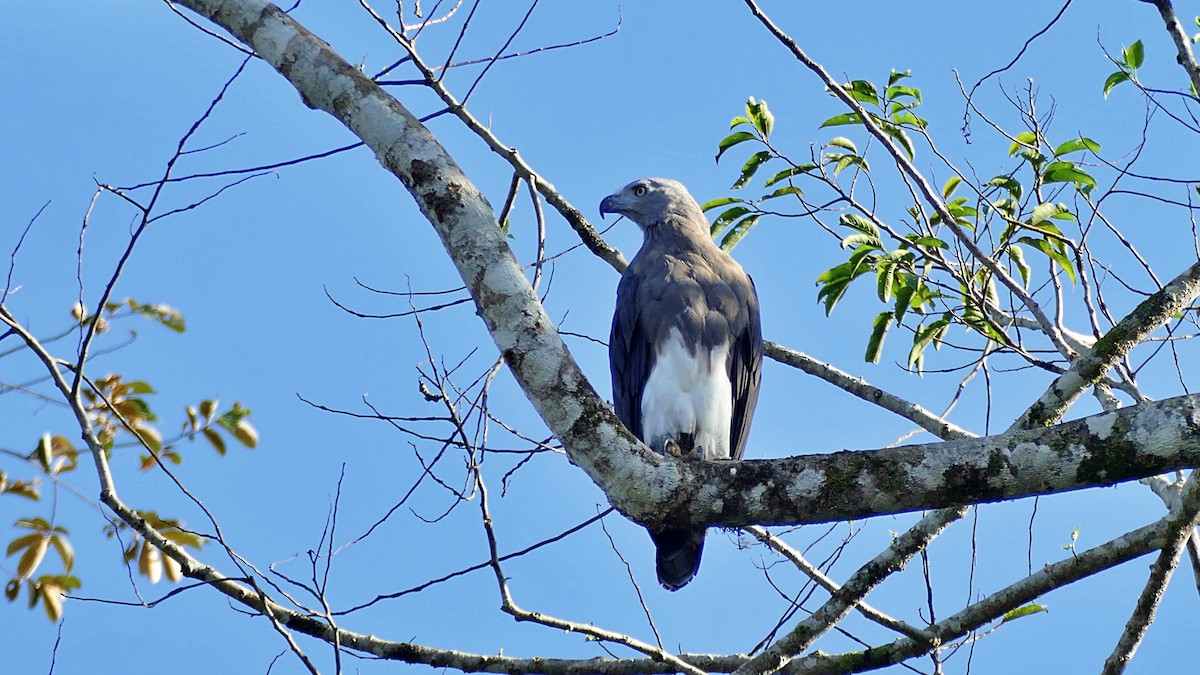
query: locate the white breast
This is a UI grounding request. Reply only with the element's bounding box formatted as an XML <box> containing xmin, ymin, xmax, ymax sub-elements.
<box><xmin>640</xmin><ymin>328</ymin><xmax>733</xmax><ymax>460</ymax></box>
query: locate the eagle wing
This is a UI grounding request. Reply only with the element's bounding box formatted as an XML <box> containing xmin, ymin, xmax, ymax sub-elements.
<box><xmin>727</xmin><ymin>275</ymin><xmax>762</xmax><ymax>461</ymax></box>
<box><xmin>610</xmin><ymin>269</ymin><xmax>651</xmax><ymax>439</ymax></box>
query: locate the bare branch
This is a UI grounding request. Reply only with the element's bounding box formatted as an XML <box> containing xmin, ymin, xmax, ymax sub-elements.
<box><xmin>1014</xmin><ymin>260</ymin><xmax>1200</xmax><ymax>430</ymax></box>
<box><xmin>764</xmin><ymin>342</ymin><xmax>975</xmax><ymax>441</ymax></box>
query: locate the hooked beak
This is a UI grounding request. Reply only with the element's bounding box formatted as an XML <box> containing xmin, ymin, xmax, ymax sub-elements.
<box><xmin>599</xmin><ymin>194</ymin><xmax>620</xmax><ymax>219</ymax></box>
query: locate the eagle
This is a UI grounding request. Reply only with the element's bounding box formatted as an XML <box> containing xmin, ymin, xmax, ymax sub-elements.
<box><xmin>601</xmin><ymin>177</ymin><xmax>763</xmax><ymax>590</ymax></box>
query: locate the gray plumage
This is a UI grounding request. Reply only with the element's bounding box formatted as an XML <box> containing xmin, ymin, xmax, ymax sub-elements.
<box><xmin>601</xmin><ymin>177</ymin><xmax>763</xmax><ymax>590</ymax></box>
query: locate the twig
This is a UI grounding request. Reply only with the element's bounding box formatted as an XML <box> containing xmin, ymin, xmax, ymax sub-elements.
<box><xmin>744</xmin><ymin>526</ymin><xmax>931</xmax><ymax>642</ymax></box>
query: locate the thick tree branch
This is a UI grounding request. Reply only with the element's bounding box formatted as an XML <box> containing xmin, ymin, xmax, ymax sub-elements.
<box><xmin>1140</xmin><ymin>0</ymin><xmax>1200</xmax><ymax>96</ymax></box>
<box><xmin>645</xmin><ymin>394</ymin><xmax>1200</xmax><ymax>529</ymax></box>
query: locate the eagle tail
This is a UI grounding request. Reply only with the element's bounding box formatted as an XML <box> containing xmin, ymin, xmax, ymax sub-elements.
<box><xmin>651</xmin><ymin>528</ymin><xmax>706</xmax><ymax>591</ymax></box>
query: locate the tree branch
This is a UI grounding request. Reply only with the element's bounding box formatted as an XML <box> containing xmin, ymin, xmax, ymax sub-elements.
<box><xmin>1140</xmin><ymin>0</ymin><xmax>1200</xmax><ymax>96</ymax></box>
<box><xmin>1013</xmin><ymin>260</ymin><xmax>1200</xmax><ymax>429</ymax></box>
<box><xmin>1101</xmin><ymin>474</ymin><xmax>1200</xmax><ymax>674</ymax></box>
<box><xmin>763</xmin><ymin>342</ymin><xmax>975</xmax><ymax>441</ymax></box>
<box><xmin>783</xmin><ymin>472</ymin><xmax>1200</xmax><ymax>674</ymax></box>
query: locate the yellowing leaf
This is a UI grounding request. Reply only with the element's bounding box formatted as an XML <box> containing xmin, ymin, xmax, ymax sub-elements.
<box><xmin>202</xmin><ymin>427</ymin><xmax>226</xmax><ymax>456</ymax></box>
<box><xmin>233</xmin><ymin>420</ymin><xmax>258</xmax><ymax>449</ymax></box>
<box><xmin>199</xmin><ymin>399</ymin><xmax>218</xmax><ymax>422</ymax></box>
<box><xmin>139</xmin><ymin>540</ymin><xmax>163</xmax><ymax>584</ymax></box>
<box><xmin>163</xmin><ymin>555</ymin><xmax>183</xmax><ymax>582</ymax></box>
<box><xmin>39</xmin><ymin>581</ymin><xmax>64</xmax><ymax>622</ymax></box>
<box><xmin>49</xmin><ymin>535</ymin><xmax>73</xmax><ymax>573</ymax></box>
<box><xmin>17</xmin><ymin>536</ymin><xmax>49</xmax><ymax>579</ymax></box>
<box><xmin>134</xmin><ymin>424</ymin><xmax>163</xmax><ymax>453</ymax></box>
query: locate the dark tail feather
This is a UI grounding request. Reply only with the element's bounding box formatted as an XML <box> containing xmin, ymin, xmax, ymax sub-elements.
<box><xmin>651</xmin><ymin>528</ymin><xmax>706</xmax><ymax>591</ymax></box>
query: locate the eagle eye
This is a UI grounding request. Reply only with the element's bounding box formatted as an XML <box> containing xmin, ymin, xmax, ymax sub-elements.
<box><xmin>633</xmin><ymin>185</ymin><xmax>648</xmax><ymax>197</ymax></box>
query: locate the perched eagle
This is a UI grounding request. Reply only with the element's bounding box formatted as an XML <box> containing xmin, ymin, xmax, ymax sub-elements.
<box><xmin>601</xmin><ymin>177</ymin><xmax>763</xmax><ymax>590</ymax></box>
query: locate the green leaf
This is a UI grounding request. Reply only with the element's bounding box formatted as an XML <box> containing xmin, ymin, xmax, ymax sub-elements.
<box><xmin>841</xmin><ymin>80</ymin><xmax>879</xmax><ymax>105</ymax></box>
<box><xmin>877</xmin><ymin>259</ymin><xmax>897</xmax><ymax>302</ymax></box>
<box><xmin>1103</xmin><ymin>70</ymin><xmax>1130</xmax><ymax>98</ymax></box>
<box><xmin>49</xmin><ymin>535</ymin><xmax>73</xmax><ymax>573</ymax></box>
<box><xmin>888</xmin><ymin>69</ymin><xmax>911</xmax><ymax>87</ymax></box>
<box><xmin>840</xmin><ymin>213</ymin><xmax>881</xmax><ymax>239</ymax></box>
<box><xmin>1008</xmin><ymin>245</ymin><xmax>1032</xmax><ymax>287</ymax></box>
<box><xmin>840</xmin><ymin>233</ymin><xmax>881</xmax><ymax>249</ymax></box>
<box><xmin>1000</xmin><ymin>603</ymin><xmax>1049</xmax><ymax>624</ymax></box>
<box><xmin>894</xmin><ymin>281</ymin><xmax>916</xmax><ymax>324</ymax></box>
<box><xmin>1030</xmin><ymin>202</ymin><xmax>1070</xmax><ymax>226</ymax></box>
<box><xmin>746</xmin><ymin>97</ymin><xmax>774</xmax><ymax>138</ymax></box>
<box><xmin>233</xmin><ymin>420</ymin><xmax>258</xmax><ymax>449</ymax></box>
<box><xmin>710</xmin><ymin>206</ymin><xmax>752</xmax><ymax>236</ymax></box>
<box><xmin>761</xmin><ymin>185</ymin><xmax>803</xmax><ymax>201</ymax></box>
<box><xmin>821</xmin><ymin>113</ymin><xmax>864</xmax><ymax>128</ymax></box>
<box><xmin>199</xmin><ymin>399</ymin><xmax>218</xmax><ymax>423</ymax></box>
<box><xmin>1009</xmin><ymin>132</ymin><xmax>1037</xmax><ymax>156</ymax></box>
<box><xmin>764</xmin><ymin>164</ymin><xmax>817</xmax><ymax>187</ymax></box>
<box><xmin>1018</xmin><ymin>237</ymin><xmax>1077</xmax><ymax>284</ymax></box>
<box><xmin>1123</xmin><ymin>40</ymin><xmax>1145</xmax><ymax>69</ymax></box>
<box><xmin>828</xmin><ymin>137</ymin><xmax>858</xmax><ymax>153</ymax></box>
<box><xmin>732</xmin><ymin>151</ymin><xmax>773</xmax><ymax>189</ymax></box>
<box><xmin>7</xmin><ymin>533</ymin><xmax>43</xmax><ymax>558</ymax></box>
<box><xmin>907</xmin><ymin>235</ymin><xmax>948</xmax><ymax>249</ymax></box>
<box><xmin>715</xmin><ymin>131</ymin><xmax>758</xmax><ymax>163</ymax></box>
<box><xmin>831</xmin><ymin>153</ymin><xmax>868</xmax><ymax>176</ymax></box>
<box><xmin>700</xmin><ymin>196</ymin><xmax>746</xmax><ymax>212</ymax></box>
<box><xmin>1042</xmin><ymin>162</ymin><xmax>1096</xmax><ymax>191</ymax></box>
<box><xmin>942</xmin><ymin>176</ymin><xmax>963</xmax><ymax>199</ymax></box>
<box><xmin>908</xmin><ymin>316</ymin><xmax>950</xmax><ymax>372</ymax></box>
<box><xmin>728</xmin><ymin>115</ymin><xmax>752</xmax><ymax>129</ymax></box>
<box><xmin>136</xmin><ymin>303</ymin><xmax>186</xmax><ymax>333</ymax></box>
<box><xmin>891</xmin><ymin>111</ymin><xmax>929</xmax><ymax>129</ymax></box>
<box><xmin>1052</xmin><ymin>137</ymin><xmax>1100</xmax><ymax>157</ymax></box>
<box><xmin>720</xmin><ymin>215</ymin><xmax>760</xmax><ymax>251</ymax></box>
<box><xmin>885</xmin><ymin>124</ymin><xmax>915</xmax><ymax>160</ymax></box>
<box><xmin>886</xmin><ymin>84</ymin><xmax>921</xmax><ymax>103</ymax></box>
<box><xmin>865</xmin><ymin>312</ymin><xmax>893</xmax><ymax>363</ymax></box>
<box><xmin>816</xmin><ymin>257</ymin><xmax>875</xmax><ymax>316</ymax></box>
<box><xmin>987</xmin><ymin>175</ymin><xmax>1023</xmax><ymax>201</ymax></box>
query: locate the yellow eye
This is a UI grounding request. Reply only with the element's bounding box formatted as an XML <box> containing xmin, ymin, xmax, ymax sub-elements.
<box><xmin>633</xmin><ymin>185</ymin><xmax>647</xmax><ymax>197</ymax></box>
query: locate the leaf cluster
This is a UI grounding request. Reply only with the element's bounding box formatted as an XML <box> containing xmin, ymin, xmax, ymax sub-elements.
<box><xmin>709</xmin><ymin>68</ymin><xmax>1109</xmax><ymax>370</ymax></box>
<box><xmin>3</xmin><ymin>302</ymin><xmax>255</xmax><ymax>621</ymax></box>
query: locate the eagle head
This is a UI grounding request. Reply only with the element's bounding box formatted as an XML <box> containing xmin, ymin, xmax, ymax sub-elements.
<box><xmin>599</xmin><ymin>177</ymin><xmax>704</xmax><ymax>230</ymax></box>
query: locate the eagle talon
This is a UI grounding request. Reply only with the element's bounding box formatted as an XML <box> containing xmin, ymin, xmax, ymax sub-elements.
<box><xmin>664</xmin><ymin>438</ymin><xmax>684</xmax><ymax>458</ymax></box>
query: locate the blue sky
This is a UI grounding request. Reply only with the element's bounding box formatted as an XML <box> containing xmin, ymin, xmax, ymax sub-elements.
<box><xmin>2</xmin><ymin>1</ymin><xmax>1198</xmax><ymax>673</ymax></box>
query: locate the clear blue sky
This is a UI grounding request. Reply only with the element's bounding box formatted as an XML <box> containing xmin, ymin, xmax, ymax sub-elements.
<box><xmin>2</xmin><ymin>1</ymin><xmax>1197</xmax><ymax>673</ymax></box>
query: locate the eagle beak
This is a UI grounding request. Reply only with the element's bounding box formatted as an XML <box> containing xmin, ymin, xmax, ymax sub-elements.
<box><xmin>599</xmin><ymin>194</ymin><xmax>619</xmax><ymax>219</ymax></box>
